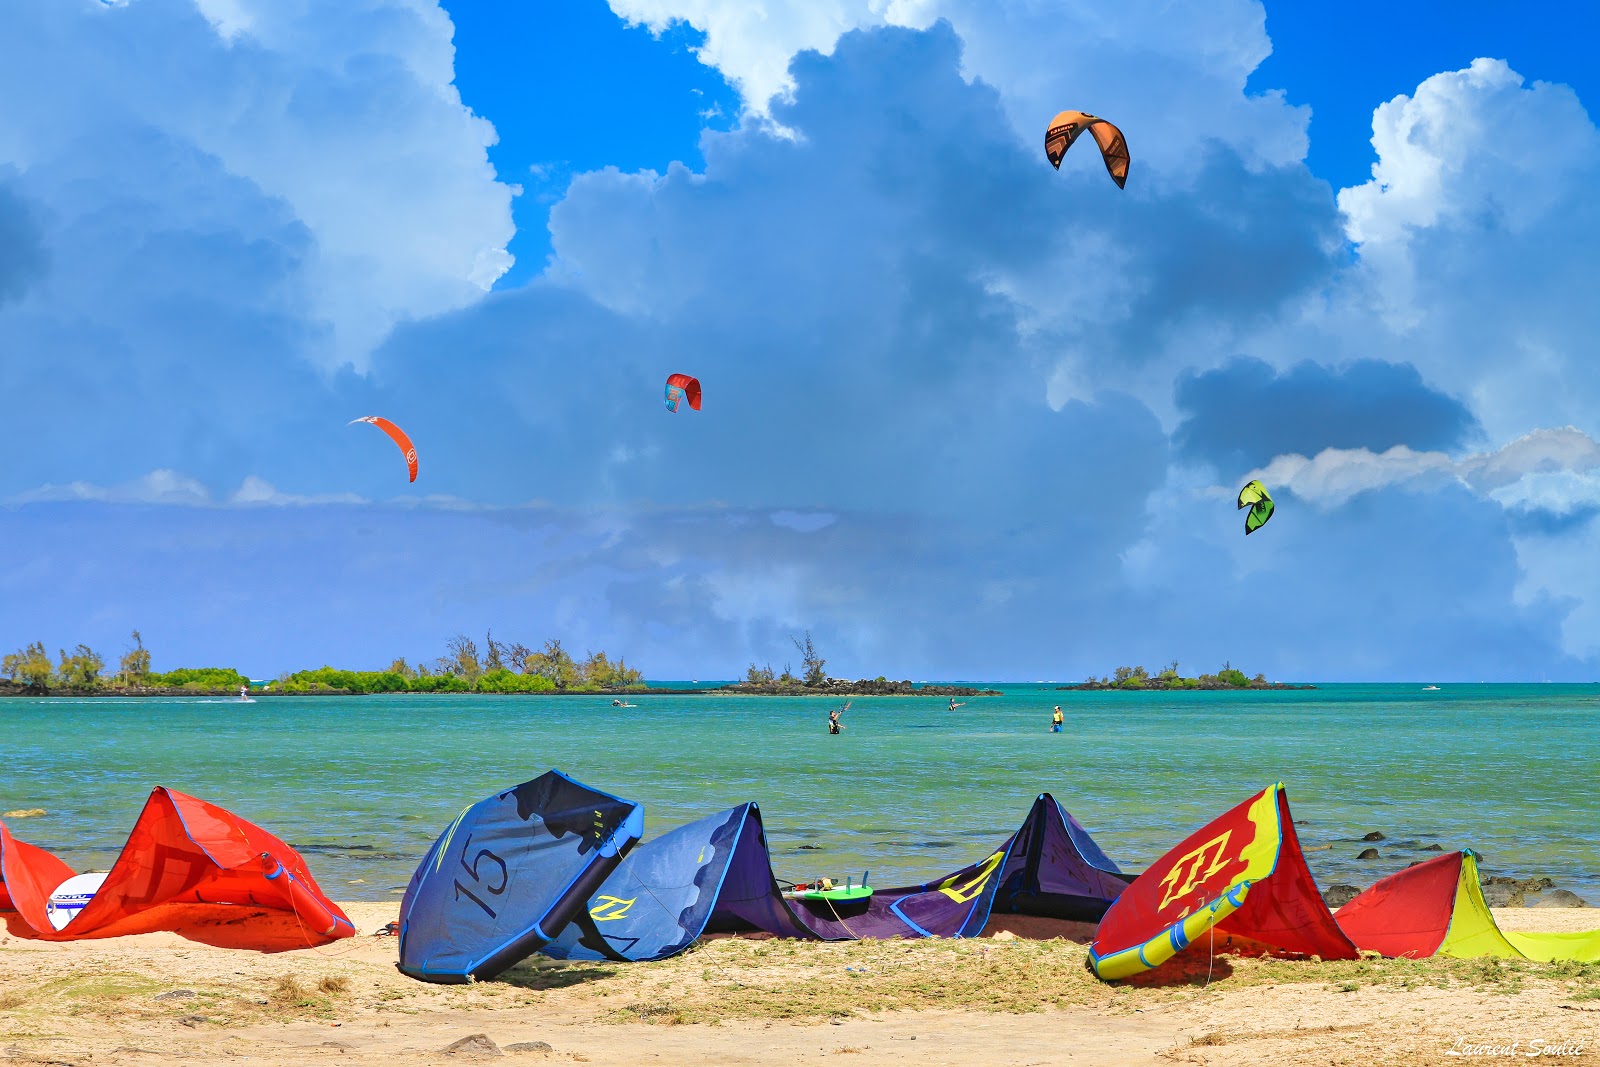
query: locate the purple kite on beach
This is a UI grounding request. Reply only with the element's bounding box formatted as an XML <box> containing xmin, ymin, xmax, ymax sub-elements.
<box><xmin>541</xmin><ymin>792</ymin><xmax>1131</xmax><ymax>963</ymax></box>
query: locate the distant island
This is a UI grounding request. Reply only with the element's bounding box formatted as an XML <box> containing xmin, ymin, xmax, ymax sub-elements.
<box><xmin>1060</xmin><ymin>662</ymin><xmax>1314</xmax><ymax>691</ymax></box>
<box><xmin>712</xmin><ymin>633</ymin><xmax>997</xmax><ymax>696</ymax></box>
<box><xmin>0</xmin><ymin>631</ymin><xmax>650</xmax><ymax>697</ymax></box>
<box><xmin>714</xmin><ymin>677</ymin><xmax>998</xmax><ymax>697</ymax></box>
<box><xmin>0</xmin><ymin>629</ymin><xmax>999</xmax><ymax>699</ymax></box>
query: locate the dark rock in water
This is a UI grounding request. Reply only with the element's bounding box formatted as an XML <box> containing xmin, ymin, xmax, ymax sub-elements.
<box><xmin>1482</xmin><ymin>874</ymin><xmax>1558</xmax><ymax>909</ymax></box>
<box><xmin>795</xmin><ymin>844</ymin><xmax>823</xmax><ymax>851</ymax></box>
<box><xmin>506</xmin><ymin>1042</ymin><xmax>555</xmax><ymax>1054</ymax></box>
<box><xmin>1362</xmin><ymin>831</ymin><xmax>1386</xmax><ymax>842</ymax></box>
<box><xmin>1357</xmin><ymin>848</ymin><xmax>1380</xmax><ymax>860</ymax></box>
<box><xmin>1530</xmin><ymin>889</ymin><xmax>1589</xmax><ymax>908</ymax></box>
<box><xmin>1322</xmin><ymin>884</ymin><xmax>1362</xmax><ymax>908</ymax></box>
<box><xmin>1420</xmin><ymin>843</ymin><xmax>1444</xmax><ymax>852</ymax></box>
<box><xmin>1482</xmin><ymin>879</ymin><xmax>1525</xmax><ymax>908</ymax></box>
<box><xmin>442</xmin><ymin>1035</ymin><xmax>503</xmax><ymax>1057</ymax></box>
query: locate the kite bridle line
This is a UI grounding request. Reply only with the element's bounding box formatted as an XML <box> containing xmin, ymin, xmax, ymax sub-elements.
<box><xmin>1203</xmin><ymin>919</ymin><xmax>1215</xmax><ymax>990</ymax></box>
<box><xmin>815</xmin><ymin>883</ymin><xmax>864</xmax><ymax>941</ymax></box>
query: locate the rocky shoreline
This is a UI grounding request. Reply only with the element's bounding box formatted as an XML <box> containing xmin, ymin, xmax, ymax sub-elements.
<box><xmin>712</xmin><ymin>678</ymin><xmax>1000</xmax><ymax>696</ymax></box>
<box><xmin>1308</xmin><ymin>828</ymin><xmax>1590</xmax><ymax>909</ymax></box>
<box><xmin>0</xmin><ymin>680</ymin><xmax>1001</xmax><ymax>698</ymax></box>
<box><xmin>1059</xmin><ymin>680</ymin><xmax>1316</xmax><ymax>691</ymax></box>
<box><xmin>0</xmin><ymin>682</ymin><xmax>253</xmax><ymax>698</ymax></box>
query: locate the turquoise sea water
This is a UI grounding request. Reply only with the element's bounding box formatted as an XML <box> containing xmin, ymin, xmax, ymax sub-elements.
<box><xmin>1</xmin><ymin>684</ymin><xmax>1596</xmax><ymax>902</ymax></box>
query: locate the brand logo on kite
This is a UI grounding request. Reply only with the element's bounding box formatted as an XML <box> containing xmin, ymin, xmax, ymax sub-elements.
<box><xmin>589</xmin><ymin>896</ymin><xmax>636</xmax><ymax>922</ymax></box>
<box><xmin>937</xmin><ymin>849</ymin><xmax>1005</xmax><ymax>904</ymax></box>
<box><xmin>1156</xmin><ymin>830</ymin><xmax>1236</xmax><ymax>911</ymax></box>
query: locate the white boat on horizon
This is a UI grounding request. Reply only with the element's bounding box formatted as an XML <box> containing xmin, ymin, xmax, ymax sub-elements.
<box><xmin>1422</xmin><ymin>685</ymin><xmax>1441</xmax><ymax>691</ymax></box>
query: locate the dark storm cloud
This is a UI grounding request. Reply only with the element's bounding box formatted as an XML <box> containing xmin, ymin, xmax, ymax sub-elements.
<box><xmin>1173</xmin><ymin>357</ymin><xmax>1480</xmax><ymax>472</ymax></box>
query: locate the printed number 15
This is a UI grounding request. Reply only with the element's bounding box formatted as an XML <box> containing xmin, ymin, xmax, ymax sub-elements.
<box><xmin>453</xmin><ymin>834</ymin><xmax>508</xmax><ymax>919</ymax></box>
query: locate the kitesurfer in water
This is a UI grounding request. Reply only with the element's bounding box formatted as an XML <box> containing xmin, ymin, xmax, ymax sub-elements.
<box><xmin>828</xmin><ymin>701</ymin><xmax>849</xmax><ymax>734</ymax></box>
<box><xmin>1051</xmin><ymin>706</ymin><xmax>1064</xmax><ymax>733</ymax></box>
<box><xmin>948</xmin><ymin>698</ymin><xmax>966</xmax><ymax>712</ymax></box>
<box><xmin>239</xmin><ymin>685</ymin><xmax>249</xmax><ymax>701</ymax></box>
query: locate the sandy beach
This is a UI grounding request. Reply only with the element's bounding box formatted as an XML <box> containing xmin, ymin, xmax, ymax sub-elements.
<box><xmin>3</xmin><ymin>903</ymin><xmax>1595</xmax><ymax>1066</ymax></box>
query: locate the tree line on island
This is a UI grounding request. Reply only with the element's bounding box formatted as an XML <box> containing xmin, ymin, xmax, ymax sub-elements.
<box><xmin>0</xmin><ymin>630</ymin><xmax>644</xmax><ymax>696</ymax></box>
<box><xmin>741</xmin><ymin>632</ymin><xmax>828</xmax><ymax>688</ymax></box>
<box><xmin>1065</xmin><ymin>662</ymin><xmax>1310</xmax><ymax>690</ymax></box>
<box><xmin>733</xmin><ymin>633</ymin><xmax>997</xmax><ymax>696</ymax></box>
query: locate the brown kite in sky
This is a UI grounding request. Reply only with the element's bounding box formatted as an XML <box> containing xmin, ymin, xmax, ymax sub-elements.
<box><xmin>1045</xmin><ymin>110</ymin><xmax>1129</xmax><ymax>188</ymax></box>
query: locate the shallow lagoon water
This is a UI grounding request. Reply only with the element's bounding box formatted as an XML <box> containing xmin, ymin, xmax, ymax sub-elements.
<box><xmin>2</xmin><ymin>683</ymin><xmax>1596</xmax><ymax>901</ymax></box>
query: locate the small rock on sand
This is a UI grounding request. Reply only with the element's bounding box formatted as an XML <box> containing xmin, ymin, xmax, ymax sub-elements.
<box><xmin>1322</xmin><ymin>885</ymin><xmax>1362</xmax><ymax>908</ymax></box>
<box><xmin>1357</xmin><ymin>848</ymin><xmax>1380</xmax><ymax>860</ymax></box>
<box><xmin>989</xmin><ymin>930</ymin><xmax>1016</xmax><ymax>941</ymax></box>
<box><xmin>442</xmin><ymin>1034</ymin><xmax>503</xmax><ymax>1057</ymax></box>
<box><xmin>1362</xmin><ymin>831</ymin><xmax>1386</xmax><ymax>842</ymax></box>
<box><xmin>1531</xmin><ymin>890</ymin><xmax>1589</xmax><ymax>908</ymax></box>
<box><xmin>154</xmin><ymin>990</ymin><xmax>197</xmax><ymax>1001</ymax></box>
<box><xmin>505</xmin><ymin>1042</ymin><xmax>554</xmax><ymax>1054</ymax></box>
<box><xmin>2</xmin><ymin>808</ymin><xmax>45</xmax><ymax>819</ymax></box>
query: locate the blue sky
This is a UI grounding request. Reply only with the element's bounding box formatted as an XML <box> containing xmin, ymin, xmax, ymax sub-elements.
<box><xmin>2</xmin><ymin>0</ymin><xmax>1599</xmax><ymax>681</ymax></box>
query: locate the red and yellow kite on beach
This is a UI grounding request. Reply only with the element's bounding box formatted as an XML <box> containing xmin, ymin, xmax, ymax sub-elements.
<box><xmin>1337</xmin><ymin>850</ymin><xmax>1600</xmax><ymax>962</ymax></box>
<box><xmin>1088</xmin><ymin>783</ymin><xmax>1356</xmax><ymax>979</ymax></box>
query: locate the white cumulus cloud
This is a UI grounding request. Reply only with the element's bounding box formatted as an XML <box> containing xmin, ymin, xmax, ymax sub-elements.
<box><xmin>1251</xmin><ymin>427</ymin><xmax>1600</xmax><ymax>509</ymax></box>
<box><xmin>1</xmin><ymin>0</ymin><xmax>515</xmax><ymax>370</ymax></box>
<box><xmin>609</xmin><ymin>0</ymin><xmax>1309</xmax><ymax>174</ymax></box>
<box><xmin>10</xmin><ymin>471</ymin><xmax>369</xmax><ymax>509</ymax></box>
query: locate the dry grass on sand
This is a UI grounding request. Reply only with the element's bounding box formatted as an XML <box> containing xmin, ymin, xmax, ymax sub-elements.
<box><xmin>1</xmin><ymin>903</ymin><xmax>1596</xmax><ymax>1066</ymax></box>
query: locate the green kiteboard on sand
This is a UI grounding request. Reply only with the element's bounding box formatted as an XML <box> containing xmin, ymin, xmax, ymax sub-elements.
<box><xmin>785</xmin><ymin>873</ymin><xmax>872</xmax><ymax>904</ymax></box>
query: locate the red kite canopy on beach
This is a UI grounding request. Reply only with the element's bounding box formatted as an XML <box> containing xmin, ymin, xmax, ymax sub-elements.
<box><xmin>0</xmin><ymin>787</ymin><xmax>352</xmax><ymax>945</ymax></box>
<box><xmin>1088</xmin><ymin>784</ymin><xmax>1356</xmax><ymax>979</ymax></box>
<box><xmin>1044</xmin><ymin>110</ymin><xmax>1130</xmax><ymax>188</ymax></box>
<box><xmin>1337</xmin><ymin>850</ymin><xmax>1600</xmax><ymax>962</ymax></box>
<box><xmin>664</xmin><ymin>373</ymin><xmax>702</xmax><ymax>413</ymax></box>
<box><xmin>350</xmin><ymin>415</ymin><xmax>418</xmax><ymax>482</ymax></box>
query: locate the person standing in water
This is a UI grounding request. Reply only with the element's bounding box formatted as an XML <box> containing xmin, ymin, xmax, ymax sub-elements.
<box><xmin>828</xmin><ymin>700</ymin><xmax>850</xmax><ymax>734</ymax></box>
<box><xmin>948</xmin><ymin>698</ymin><xmax>966</xmax><ymax>712</ymax></box>
<box><xmin>1050</xmin><ymin>705</ymin><xmax>1064</xmax><ymax>733</ymax></box>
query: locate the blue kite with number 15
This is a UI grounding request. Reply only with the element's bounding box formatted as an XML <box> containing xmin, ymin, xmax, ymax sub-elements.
<box><xmin>396</xmin><ymin>771</ymin><xmax>643</xmax><ymax>983</ymax></box>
